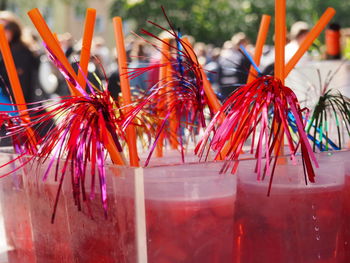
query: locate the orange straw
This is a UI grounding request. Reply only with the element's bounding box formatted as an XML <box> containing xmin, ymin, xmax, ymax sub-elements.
<box><xmin>274</xmin><ymin>0</ymin><xmax>286</xmax><ymax>157</ymax></box>
<box><xmin>284</xmin><ymin>7</ymin><xmax>336</xmax><ymax>77</ymax></box>
<box><xmin>0</xmin><ymin>24</ymin><xmax>37</xmax><ymax>146</ymax></box>
<box><xmin>0</xmin><ymin>25</ymin><xmax>28</xmax><ymax>113</ymax></box>
<box><xmin>155</xmin><ymin>39</ymin><xmax>171</xmax><ymax>157</ymax></box>
<box><xmin>166</xmin><ymin>56</ymin><xmax>179</xmax><ymax>150</ymax></box>
<box><xmin>28</xmin><ymin>8</ymin><xmax>80</xmax><ymax>96</ymax></box>
<box><xmin>77</xmin><ymin>8</ymin><xmax>96</xmax><ymax>90</ymax></box>
<box><xmin>247</xmin><ymin>15</ymin><xmax>271</xmax><ymax>83</ymax></box>
<box><xmin>28</xmin><ymin>8</ymin><xmax>125</xmax><ymax>165</ymax></box>
<box><xmin>182</xmin><ymin>38</ymin><xmax>221</xmax><ymax>113</ymax></box>
<box><xmin>274</xmin><ymin>0</ymin><xmax>286</xmax><ymax>84</ymax></box>
<box><xmin>113</xmin><ymin>17</ymin><xmax>139</xmax><ymax>167</ymax></box>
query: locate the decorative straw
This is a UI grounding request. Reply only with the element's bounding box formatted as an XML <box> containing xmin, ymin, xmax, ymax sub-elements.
<box><xmin>113</xmin><ymin>17</ymin><xmax>139</xmax><ymax>167</ymax></box>
<box><xmin>77</xmin><ymin>8</ymin><xmax>96</xmax><ymax>90</ymax></box>
<box><xmin>247</xmin><ymin>15</ymin><xmax>271</xmax><ymax>83</ymax></box>
<box><xmin>284</xmin><ymin>7</ymin><xmax>336</xmax><ymax>77</ymax></box>
<box><xmin>0</xmin><ymin>24</ymin><xmax>37</xmax><ymax>146</ymax></box>
<box><xmin>155</xmin><ymin>39</ymin><xmax>171</xmax><ymax>157</ymax></box>
<box><xmin>274</xmin><ymin>0</ymin><xmax>286</xmax><ymax>84</ymax></box>
<box><xmin>28</xmin><ymin>8</ymin><xmax>81</xmax><ymax>96</ymax></box>
<box><xmin>274</xmin><ymin>0</ymin><xmax>286</xmax><ymax>156</ymax></box>
<box><xmin>28</xmin><ymin>8</ymin><xmax>125</xmax><ymax>165</ymax></box>
<box><xmin>166</xmin><ymin>47</ymin><xmax>179</xmax><ymax>150</ymax></box>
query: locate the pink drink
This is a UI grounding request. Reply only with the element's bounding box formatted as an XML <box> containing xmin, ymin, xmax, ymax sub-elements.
<box><xmin>25</xmin><ymin>176</ymin><xmax>74</xmax><ymax>262</ymax></box>
<box><xmin>234</xmin><ymin>158</ymin><xmax>345</xmax><ymax>263</ymax></box>
<box><xmin>343</xmin><ymin>153</ymin><xmax>350</xmax><ymax>261</ymax></box>
<box><xmin>0</xmin><ymin>152</ymin><xmax>36</xmax><ymax>263</ymax></box>
<box><xmin>144</xmin><ymin>163</ymin><xmax>236</xmax><ymax>263</ymax></box>
<box><xmin>66</xmin><ymin>166</ymin><xmax>137</xmax><ymax>263</ymax></box>
<box><xmin>145</xmin><ymin>196</ymin><xmax>235</xmax><ymax>263</ymax></box>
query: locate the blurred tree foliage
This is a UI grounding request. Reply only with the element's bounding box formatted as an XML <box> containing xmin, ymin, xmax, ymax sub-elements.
<box><xmin>110</xmin><ymin>0</ymin><xmax>350</xmax><ymax>46</ymax></box>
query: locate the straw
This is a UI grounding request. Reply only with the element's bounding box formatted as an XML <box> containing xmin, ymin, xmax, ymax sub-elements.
<box><xmin>113</xmin><ymin>17</ymin><xmax>139</xmax><ymax>167</ymax></box>
<box><xmin>134</xmin><ymin>168</ymin><xmax>148</xmax><ymax>263</ymax></box>
<box><xmin>28</xmin><ymin>8</ymin><xmax>125</xmax><ymax>165</ymax></box>
<box><xmin>0</xmin><ymin>25</ymin><xmax>28</xmax><ymax>113</ymax></box>
<box><xmin>182</xmin><ymin>38</ymin><xmax>221</xmax><ymax>113</ymax></box>
<box><xmin>247</xmin><ymin>15</ymin><xmax>271</xmax><ymax>84</ymax></box>
<box><xmin>167</xmin><ymin>44</ymin><xmax>179</xmax><ymax>150</ymax></box>
<box><xmin>284</xmin><ymin>7</ymin><xmax>336</xmax><ymax>77</ymax></box>
<box><xmin>155</xmin><ymin>39</ymin><xmax>171</xmax><ymax>157</ymax></box>
<box><xmin>274</xmin><ymin>0</ymin><xmax>286</xmax><ymax>84</ymax></box>
<box><xmin>28</xmin><ymin>8</ymin><xmax>81</xmax><ymax>96</ymax></box>
<box><xmin>0</xmin><ymin>24</ymin><xmax>37</xmax><ymax>146</ymax></box>
<box><xmin>274</xmin><ymin>0</ymin><xmax>286</xmax><ymax>157</ymax></box>
<box><xmin>77</xmin><ymin>8</ymin><xmax>96</xmax><ymax>90</ymax></box>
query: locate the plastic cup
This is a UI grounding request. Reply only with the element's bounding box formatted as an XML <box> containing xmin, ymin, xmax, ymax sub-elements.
<box><xmin>343</xmin><ymin>151</ymin><xmax>350</xmax><ymax>261</ymax></box>
<box><xmin>1</xmin><ymin>146</ymin><xmax>347</xmax><ymax>262</ymax></box>
<box><xmin>234</xmin><ymin>154</ymin><xmax>346</xmax><ymax>263</ymax></box>
<box><xmin>65</xmin><ymin>165</ymin><xmax>137</xmax><ymax>263</ymax></box>
<box><xmin>0</xmin><ymin>149</ymin><xmax>36</xmax><ymax>262</ymax></box>
<box><xmin>143</xmin><ymin>162</ymin><xmax>236</xmax><ymax>263</ymax></box>
<box><xmin>23</xmin><ymin>160</ymin><xmax>74</xmax><ymax>262</ymax></box>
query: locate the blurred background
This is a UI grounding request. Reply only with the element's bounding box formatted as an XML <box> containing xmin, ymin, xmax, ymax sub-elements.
<box><xmin>0</xmin><ymin>0</ymin><xmax>349</xmax><ymax>106</ymax></box>
<box><xmin>2</xmin><ymin>0</ymin><xmax>350</xmax><ymax>47</ymax></box>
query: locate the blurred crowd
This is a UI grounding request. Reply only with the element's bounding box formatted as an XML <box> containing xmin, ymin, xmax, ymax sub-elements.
<box><xmin>0</xmin><ymin>10</ymin><xmax>317</xmax><ymax>108</ymax></box>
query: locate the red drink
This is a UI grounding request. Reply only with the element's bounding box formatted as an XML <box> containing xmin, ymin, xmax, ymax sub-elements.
<box><xmin>234</xmin><ymin>159</ymin><xmax>345</xmax><ymax>263</ymax></box>
<box><xmin>66</xmin><ymin>194</ymin><xmax>137</xmax><ymax>263</ymax></box>
<box><xmin>0</xmin><ymin>153</ymin><xmax>36</xmax><ymax>263</ymax></box>
<box><xmin>66</xmin><ymin>166</ymin><xmax>137</xmax><ymax>263</ymax></box>
<box><xmin>144</xmin><ymin>163</ymin><xmax>236</xmax><ymax>263</ymax></box>
<box><xmin>0</xmin><ymin>173</ymin><xmax>36</xmax><ymax>263</ymax></box>
<box><xmin>343</xmin><ymin>157</ymin><xmax>350</xmax><ymax>262</ymax></box>
<box><xmin>145</xmin><ymin>196</ymin><xmax>235</xmax><ymax>263</ymax></box>
<box><xmin>25</xmin><ymin>178</ymin><xmax>74</xmax><ymax>262</ymax></box>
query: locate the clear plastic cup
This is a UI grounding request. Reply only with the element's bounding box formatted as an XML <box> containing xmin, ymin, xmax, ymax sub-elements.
<box><xmin>65</xmin><ymin>165</ymin><xmax>137</xmax><ymax>263</ymax></box>
<box><xmin>0</xmin><ymin>147</ymin><xmax>348</xmax><ymax>263</ymax></box>
<box><xmin>234</xmin><ymin>154</ymin><xmax>347</xmax><ymax>263</ymax></box>
<box><xmin>143</xmin><ymin>162</ymin><xmax>236</xmax><ymax>263</ymax></box>
<box><xmin>0</xmin><ymin>149</ymin><xmax>36</xmax><ymax>262</ymax></box>
<box><xmin>60</xmin><ymin>161</ymin><xmax>236</xmax><ymax>263</ymax></box>
<box><xmin>24</xmin><ymin>160</ymin><xmax>75</xmax><ymax>262</ymax></box>
<box><xmin>343</xmin><ymin>151</ymin><xmax>350</xmax><ymax>261</ymax></box>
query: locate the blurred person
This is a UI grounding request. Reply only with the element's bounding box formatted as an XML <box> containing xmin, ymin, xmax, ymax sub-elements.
<box><xmin>285</xmin><ymin>21</ymin><xmax>311</xmax><ymax>64</ymax></box>
<box><xmin>204</xmin><ymin>47</ymin><xmax>221</xmax><ymax>93</ymax></box>
<box><xmin>261</xmin><ymin>22</ymin><xmax>310</xmax><ymax>75</ymax></box>
<box><xmin>0</xmin><ymin>11</ymin><xmax>49</xmax><ymax>145</ymax></box>
<box><xmin>124</xmin><ymin>34</ymin><xmax>137</xmax><ymax>62</ymax></box>
<box><xmin>45</xmin><ymin>32</ymin><xmax>75</xmax><ymax>97</ymax></box>
<box><xmin>205</xmin><ymin>44</ymin><xmax>215</xmax><ymax>63</ymax></box>
<box><xmin>58</xmin><ymin>32</ymin><xmax>74</xmax><ymax>59</ymax></box>
<box><xmin>193</xmin><ymin>42</ymin><xmax>207</xmax><ymax>65</ymax></box>
<box><xmin>92</xmin><ymin>36</ymin><xmax>111</xmax><ymax>68</ymax></box>
<box><xmin>22</xmin><ymin>27</ymin><xmax>42</xmax><ymax>55</ymax></box>
<box><xmin>218</xmin><ymin>32</ymin><xmax>251</xmax><ymax>101</ymax></box>
<box><xmin>129</xmin><ymin>41</ymin><xmax>149</xmax><ymax>93</ymax></box>
<box><xmin>107</xmin><ymin>49</ymin><xmax>121</xmax><ymax>101</ymax></box>
<box><xmin>0</xmin><ymin>11</ymin><xmax>45</xmax><ymax>104</ymax></box>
